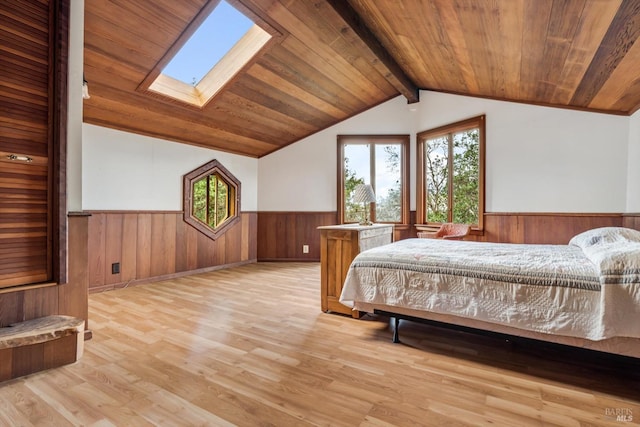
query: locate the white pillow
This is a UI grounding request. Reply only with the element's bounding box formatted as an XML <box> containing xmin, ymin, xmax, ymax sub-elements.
<box><xmin>568</xmin><ymin>227</ymin><xmax>640</xmax><ymax>249</ymax></box>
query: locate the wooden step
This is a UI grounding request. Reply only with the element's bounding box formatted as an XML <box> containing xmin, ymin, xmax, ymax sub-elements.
<box><xmin>0</xmin><ymin>315</ymin><xmax>85</xmax><ymax>382</ymax></box>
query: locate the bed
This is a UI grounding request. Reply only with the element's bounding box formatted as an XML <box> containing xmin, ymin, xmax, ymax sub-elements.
<box><xmin>339</xmin><ymin>227</ymin><xmax>640</xmax><ymax>358</ymax></box>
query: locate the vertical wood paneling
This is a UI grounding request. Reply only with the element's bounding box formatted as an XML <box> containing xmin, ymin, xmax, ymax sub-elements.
<box><xmin>12</xmin><ymin>343</ymin><xmax>44</xmax><ymax>379</ymax></box>
<box><xmin>257</xmin><ymin>212</ymin><xmax>276</xmax><ymax>259</ymax></box>
<box><xmin>22</xmin><ymin>286</ymin><xmax>58</xmax><ymax>320</ymax></box>
<box><xmin>43</xmin><ymin>333</ymin><xmax>77</xmax><ymax>369</ymax></box>
<box><xmin>225</xmin><ymin>218</ymin><xmax>242</xmax><ymax>264</ymax></box>
<box><xmin>87</xmin><ymin>211</ymin><xmax>257</xmax><ymax>291</ymax></box>
<box><xmin>257</xmin><ymin>211</ymin><xmax>337</xmax><ymax>261</ymax></box>
<box><xmin>104</xmin><ymin>213</ymin><xmax>123</xmax><ymax>285</ymax></box>
<box><xmin>242</xmin><ymin>213</ymin><xmax>259</xmax><ymax>260</ymax></box>
<box><xmin>482</xmin><ymin>214</ymin><xmax>524</xmax><ymax>243</ymax></box>
<box><xmin>215</xmin><ymin>233</ymin><xmax>227</xmax><ymax>265</ymax></box>
<box><xmin>163</xmin><ymin>213</ymin><xmax>177</xmax><ymax>274</ymax></box>
<box><xmin>85</xmin><ymin>210</ymin><xmax>627</xmax><ymax>290</ymax></box>
<box><xmin>60</xmin><ymin>213</ymin><xmax>90</xmax><ymax>327</ymax></box>
<box><xmin>276</xmin><ymin>213</ymin><xmax>293</xmax><ymax>259</ymax></box>
<box><xmin>149</xmin><ymin>214</ymin><xmax>166</xmax><ymax>278</ymax></box>
<box><xmin>623</xmin><ymin>214</ymin><xmax>640</xmax><ymax>231</ymax></box>
<box><xmin>121</xmin><ymin>213</ymin><xmax>138</xmax><ymax>283</ymax></box>
<box><xmin>522</xmin><ymin>215</ymin><xmax>619</xmax><ymax>244</ymax></box>
<box><xmin>481</xmin><ymin>213</ymin><xmax>622</xmax><ymax>244</ymax></box>
<box><xmin>196</xmin><ymin>229</ymin><xmax>215</xmax><ymax>269</ymax></box>
<box><xmin>0</xmin><ymin>292</ymin><xmax>24</xmax><ymax>326</ymax></box>
<box><xmin>1</xmin><ymin>333</ymin><xmax>80</xmax><ymax>382</ymax></box>
<box><xmin>87</xmin><ymin>212</ymin><xmax>106</xmax><ymax>287</ymax></box>
<box><xmin>185</xmin><ymin>222</ymin><xmax>199</xmax><ymax>271</ymax></box>
<box><xmin>136</xmin><ymin>213</ymin><xmax>152</xmax><ymax>279</ymax></box>
<box><xmin>0</xmin><ymin>348</ymin><xmax>11</xmax><ymax>381</ymax></box>
<box><xmin>174</xmin><ymin>218</ymin><xmax>188</xmax><ymax>272</ymax></box>
<box><xmin>258</xmin><ymin>211</ymin><xmax>626</xmax><ymax>260</ymax></box>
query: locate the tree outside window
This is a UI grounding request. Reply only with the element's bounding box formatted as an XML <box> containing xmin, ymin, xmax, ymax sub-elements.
<box><xmin>338</xmin><ymin>135</ymin><xmax>409</xmax><ymax>225</ymax></box>
<box><xmin>183</xmin><ymin>159</ymin><xmax>240</xmax><ymax>239</ymax></box>
<box><xmin>192</xmin><ymin>173</ymin><xmax>231</xmax><ymax>228</ymax></box>
<box><xmin>417</xmin><ymin>115</ymin><xmax>485</xmax><ymax>229</ymax></box>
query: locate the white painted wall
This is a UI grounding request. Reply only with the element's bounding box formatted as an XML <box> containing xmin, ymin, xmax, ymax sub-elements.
<box><xmin>82</xmin><ymin>124</ymin><xmax>258</xmax><ymax>211</ymax></box>
<box><xmin>627</xmin><ymin>110</ymin><xmax>640</xmax><ymax>212</ymax></box>
<box><xmin>258</xmin><ymin>96</ymin><xmax>418</xmax><ymax>211</ymax></box>
<box><xmin>80</xmin><ymin>93</ymin><xmax>633</xmax><ymax>214</ymax></box>
<box><xmin>416</xmin><ymin>92</ymin><xmax>629</xmax><ymax>212</ymax></box>
<box><xmin>259</xmin><ymin>90</ymin><xmax>630</xmax><ymax>213</ymax></box>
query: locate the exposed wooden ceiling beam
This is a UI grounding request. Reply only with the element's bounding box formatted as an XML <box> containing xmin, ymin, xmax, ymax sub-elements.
<box><xmin>324</xmin><ymin>0</ymin><xmax>420</xmax><ymax>104</ymax></box>
<box><xmin>570</xmin><ymin>1</ymin><xmax>640</xmax><ymax>108</ymax></box>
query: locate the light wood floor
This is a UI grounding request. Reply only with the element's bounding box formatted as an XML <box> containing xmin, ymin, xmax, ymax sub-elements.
<box><xmin>0</xmin><ymin>263</ymin><xmax>639</xmax><ymax>426</ymax></box>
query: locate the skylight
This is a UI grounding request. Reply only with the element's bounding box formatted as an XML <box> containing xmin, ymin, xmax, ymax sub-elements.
<box><xmin>162</xmin><ymin>1</ymin><xmax>254</xmax><ymax>86</ymax></box>
<box><xmin>147</xmin><ymin>0</ymin><xmax>272</xmax><ymax>107</ymax></box>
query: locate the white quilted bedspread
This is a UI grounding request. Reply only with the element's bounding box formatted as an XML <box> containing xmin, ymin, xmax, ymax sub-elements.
<box><xmin>340</xmin><ymin>228</ymin><xmax>640</xmax><ymax>340</ymax></box>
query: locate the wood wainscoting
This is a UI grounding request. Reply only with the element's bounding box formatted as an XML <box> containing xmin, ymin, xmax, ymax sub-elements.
<box><xmin>623</xmin><ymin>213</ymin><xmax>640</xmax><ymax>230</ymax></box>
<box><xmin>87</xmin><ymin>211</ymin><xmax>257</xmax><ymax>293</ymax></box>
<box><xmin>257</xmin><ymin>211</ymin><xmax>337</xmax><ymax>261</ymax></box>
<box><xmin>257</xmin><ymin>211</ymin><xmax>637</xmax><ymax>261</ymax></box>
<box><xmin>257</xmin><ymin>211</ymin><xmax>417</xmax><ymax>261</ymax></box>
<box><xmin>480</xmin><ymin>213</ymin><xmax>625</xmax><ymax>244</ymax></box>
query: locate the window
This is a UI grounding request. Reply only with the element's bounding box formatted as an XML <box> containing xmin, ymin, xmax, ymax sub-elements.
<box><xmin>417</xmin><ymin>115</ymin><xmax>485</xmax><ymax>230</ymax></box>
<box><xmin>146</xmin><ymin>0</ymin><xmax>273</xmax><ymax>107</ymax></box>
<box><xmin>183</xmin><ymin>159</ymin><xmax>240</xmax><ymax>239</ymax></box>
<box><xmin>338</xmin><ymin>135</ymin><xmax>410</xmax><ymax>225</ymax></box>
<box><xmin>162</xmin><ymin>1</ymin><xmax>254</xmax><ymax>86</ymax></box>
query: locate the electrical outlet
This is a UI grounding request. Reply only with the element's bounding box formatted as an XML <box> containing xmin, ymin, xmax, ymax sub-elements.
<box><xmin>302</xmin><ymin>244</ymin><xmax>309</xmax><ymax>254</ymax></box>
<box><xmin>112</xmin><ymin>262</ymin><xmax>120</xmax><ymax>274</ymax></box>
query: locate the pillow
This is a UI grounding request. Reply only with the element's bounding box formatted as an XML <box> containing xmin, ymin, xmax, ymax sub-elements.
<box><xmin>568</xmin><ymin>227</ymin><xmax>640</xmax><ymax>249</ymax></box>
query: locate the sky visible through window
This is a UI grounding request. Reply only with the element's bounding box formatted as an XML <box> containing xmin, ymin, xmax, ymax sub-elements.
<box><xmin>162</xmin><ymin>1</ymin><xmax>254</xmax><ymax>86</ymax></box>
<box><xmin>346</xmin><ymin>144</ymin><xmax>397</xmax><ymax>200</ymax></box>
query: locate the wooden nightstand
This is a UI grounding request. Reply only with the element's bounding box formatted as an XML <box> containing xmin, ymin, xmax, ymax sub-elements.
<box><xmin>318</xmin><ymin>224</ymin><xmax>393</xmax><ymax>317</ymax></box>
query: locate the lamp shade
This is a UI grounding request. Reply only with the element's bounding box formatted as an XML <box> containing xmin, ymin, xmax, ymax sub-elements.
<box><xmin>352</xmin><ymin>184</ymin><xmax>376</xmax><ymax>204</ymax></box>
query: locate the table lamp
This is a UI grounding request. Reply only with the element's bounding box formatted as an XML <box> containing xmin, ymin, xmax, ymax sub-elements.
<box><xmin>352</xmin><ymin>184</ymin><xmax>376</xmax><ymax>225</ymax></box>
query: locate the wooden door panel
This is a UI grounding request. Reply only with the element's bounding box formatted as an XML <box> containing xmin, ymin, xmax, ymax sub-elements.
<box><xmin>0</xmin><ymin>0</ymin><xmax>52</xmax><ymax>288</ymax></box>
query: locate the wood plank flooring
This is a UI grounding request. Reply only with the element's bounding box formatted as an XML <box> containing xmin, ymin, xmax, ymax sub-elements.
<box><xmin>0</xmin><ymin>262</ymin><xmax>639</xmax><ymax>426</ymax></box>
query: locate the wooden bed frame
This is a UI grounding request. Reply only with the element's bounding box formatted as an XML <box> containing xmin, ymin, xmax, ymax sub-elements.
<box><xmin>358</xmin><ymin>303</ymin><xmax>640</xmax><ymax>359</ymax></box>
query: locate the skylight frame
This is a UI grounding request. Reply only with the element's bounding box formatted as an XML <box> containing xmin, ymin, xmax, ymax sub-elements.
<box><xmin>140</xmin><ymin>0</ymin><xmax>277</xmax><ymax>109</ymax></box>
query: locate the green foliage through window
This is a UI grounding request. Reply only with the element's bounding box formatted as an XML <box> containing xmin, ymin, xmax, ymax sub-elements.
<box><xmin>344</xmin><ymin>157</ymin><xmax>365</xmax><ymax>223</ymax></box>
<box><xmin>192</xmin><ymin>174</ymin><xmax>231</xmax><ymax>229</ymax></box>
<box><xmin>339</xmin><ymin>135</ymin><xmax>409</xmax><ymax>225</ymax></box>
<box><xmin>418</xmin><ymin>116</ymin><xmax>485</xmax><ymax>229</ymax></box>
<box><xmin>183</xmin><ymin>159</ymin><xmax>240</xmax><ymax>240</ymax></box>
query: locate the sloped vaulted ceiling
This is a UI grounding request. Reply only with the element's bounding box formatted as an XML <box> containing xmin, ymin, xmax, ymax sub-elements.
<box><xmin>84</xmin><ymin>0</ymin><xmax>640</xmax><ymax>158</ymax></box>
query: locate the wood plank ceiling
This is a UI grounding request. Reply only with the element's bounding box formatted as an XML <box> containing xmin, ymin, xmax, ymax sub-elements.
<box><xmin>83</xmin><ymin>0</ymin><xmax>640</xmax><ymax>158</ymax></box>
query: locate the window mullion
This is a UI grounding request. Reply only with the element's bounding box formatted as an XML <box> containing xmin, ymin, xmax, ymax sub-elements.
<box><xmin>447</xmin><ymin>133</ymin><xmax>454</xmax><ymax>223</ymax></box>
<box><xmin>206</xmin><ymin>175</ymin><xmax>211</xmax><ymax>226</ymax></box>
<box><xmin>370</xmin><ymin>143</ymin><xmax>376</xmax><ymax>223</ymax></box>
<box><xmin>213</xmin><ymin>176</ymin><xmax>218</xmax><ymax>227</ymax></box>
